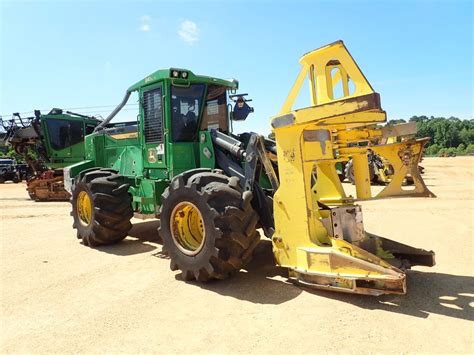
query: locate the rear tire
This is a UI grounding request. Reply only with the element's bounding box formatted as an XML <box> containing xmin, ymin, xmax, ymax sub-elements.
<box><xmin>159</xmin><ymin>170</ymin><xmax>260</xmax><ymax>282</ymax></box>
<box><xmin>345</xmin><ymin>159</ymin><xmax>375</xmax><ymax>184</ymax></box>
<box><xmin>71</xmin><ymin>169</ymin><xmax>133</xmax><ymax>247</ymax></box>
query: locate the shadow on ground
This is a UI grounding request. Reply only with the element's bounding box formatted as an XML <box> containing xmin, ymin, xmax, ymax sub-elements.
<box><xmin>94</xmin><ymin>221</ymin><xmax>473</xmax><ymax>319</ymax></box>
<box><xmin>187</xmin><ymin>240</ymin><xmax>301</xmax><ymax>305</ymax></box>
<box><xmin>190</xmin><ymin>240</ymin><xmax>474</xmax><ymax>320</ymax></box>
<box><xmin>315</xmin><ymin>270</ymin><xmax>474</xmax><ymax>320</ymax></box>
<box><xmin>128</xmin><ymin>220</ymin><xmax>161</xmax><ymax>242</ymax></box>
<box><xmin>94</xmin><ymin>220</ymin><xmax>161</xmax><ymax>256</ymax></box>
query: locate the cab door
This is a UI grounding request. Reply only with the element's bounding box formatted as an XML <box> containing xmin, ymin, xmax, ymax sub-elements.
<box><xmin>140</xmin><ymin>83</ymin><xmax>167</xmax><ymax>175</ymax></box>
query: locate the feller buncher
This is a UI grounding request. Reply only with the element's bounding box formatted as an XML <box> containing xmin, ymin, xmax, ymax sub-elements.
<box><xmin>343</xmin><ymin>128</ymin><xmax>429</xmax><ymax>185</ymax></box>
<box><xmin>65</xmin><ymin>41</ymin><xmax>435</xmax><ymax>295</ymax></box>
<box><xmin>1</xmin><ymin>109</ymin><xmax>100</xmax><ymax>201</ymax></box>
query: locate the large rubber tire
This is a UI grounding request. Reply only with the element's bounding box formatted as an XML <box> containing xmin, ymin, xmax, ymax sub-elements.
<box><xmin>159</xmin><ymin>170</ymin><xmax>260</xmax><ymax>282</ymax></box>
<box><xmin>345</xmin><ymin>159</ymin><xmax>375</xmax><ymax>185</ymax></box>
<box><xmin>71</xmin><ymin>169</ymin><xmax>133</xmax><ymax>247</ymax></box>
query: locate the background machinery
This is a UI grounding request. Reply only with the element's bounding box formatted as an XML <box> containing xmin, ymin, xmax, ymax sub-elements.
<box><xmin>65</xmin><ymin>41</ymin><xmax>435</xmax><ymax>295</ymax></box>
<box><xmin>0</xmin><ymin>157</ymin><xmax>22</xmax><ymax>183</ymax></box>
<box><xmin>342</xmin><ymin>129</ymin><xmax>428</xmax><ymax>185</ymax></box>
<box><xmin>1</xmin><ymin>109</ymin><xmax>100</xmax><ymax>201</ymax></box>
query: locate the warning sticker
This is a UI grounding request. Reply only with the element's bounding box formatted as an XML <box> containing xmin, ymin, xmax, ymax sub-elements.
<box><xmin>206</xmin><ymin>100</ymin><xmax>219</xmax><ymax>115</ymax></box>
<box><xmin>157</xmin><ymin>143</ymin><xmax>165</xmax><ymax>155</ymax></box>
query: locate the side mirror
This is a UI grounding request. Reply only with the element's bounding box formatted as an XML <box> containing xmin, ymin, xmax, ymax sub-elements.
<box><xmin>230</xmin><ymin>94</ymin><xmax>254</xmax><ymax>121</ymax></box>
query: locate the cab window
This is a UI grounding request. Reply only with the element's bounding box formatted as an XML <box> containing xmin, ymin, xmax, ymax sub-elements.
<box><xmin>171</xmin><ymin>84</ymin><xmax>205</xmax><ymax>142</ymax></box>
<box><xmin>46</xmin><ymin>119</ymin><xmax>83</xmax><ymax>150</ymax></box>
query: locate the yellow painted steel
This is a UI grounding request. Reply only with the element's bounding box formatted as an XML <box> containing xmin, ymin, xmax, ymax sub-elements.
<box><xmin>170</xmin><ymin>202</ymin><xmax>206</xmax><ymax>256</ymax></box>
<box><xmin>110</xmin><ymin>132</ymin><xmax>138</xmax><ymax>140</ymax></box>
<box><xmin>270</xmin><ymin>41</ymin><xmax>435</xmax><ymax>295</ymax></box>
<box><xmin>77</xmin><ymin>191</ymin><xmax>92</xmax><ymax>226</ymax></box>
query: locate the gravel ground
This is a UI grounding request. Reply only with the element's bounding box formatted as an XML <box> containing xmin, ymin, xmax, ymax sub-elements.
<box><xmin>1</xmin><ymin>157</ymin><xmax>473</xmax><ymax>353</ymax></box>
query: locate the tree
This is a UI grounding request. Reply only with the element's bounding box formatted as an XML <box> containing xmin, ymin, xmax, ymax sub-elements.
<box><xmin>425</xmin><ymin>143</ymin><xmax>440</xmax><ymax>156</ymax></box>
<box><xmin>401</xmin><ymin>116</ymin><xmax>473</xmax><ymax>151</ymax></box>
<box><xmin>459</xmin><ymin>127</ymin><xmax>474</xmax><ymax>146</ymax></box>
<box><xmin>446</xmin><ymin>147</ymin><xmax>457</xmax><ymax>156</ymax></box>
<box><xmin>388</xmin><ymin>119</ymin><xmax>406</xmax><ymax>125</ymax></box>
<box><xmin>437</xmin><ymin>147</ymin><xmax>448</xmax><ymax>157</ymax></box>
<box><xmin>456</xmin><ymin>143</ymin><xmax>466</xmax><ymax>155</ymax></box>
<box><xmin>465</xmin><ymin>144</ymin><xmax>474</xmax><ymax>155</ymax></box>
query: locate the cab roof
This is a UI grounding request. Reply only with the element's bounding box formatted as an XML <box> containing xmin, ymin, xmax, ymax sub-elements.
<box><xmin>127</xmin><ymin>68</ymin><xmax>239</xmax><ymax>92</ymax></box>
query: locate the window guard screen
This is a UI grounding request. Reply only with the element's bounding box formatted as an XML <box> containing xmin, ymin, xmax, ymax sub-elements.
<box><xmin>143</xmin><ymin>87</ymin><xmax>163</xmax><ymax>144</ymax></box>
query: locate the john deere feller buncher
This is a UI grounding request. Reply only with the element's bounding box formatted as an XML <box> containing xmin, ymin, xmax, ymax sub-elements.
<box><xmin>1</xmin><ymin>109</ymin><xmax>100</xmax><ymax>201</ymax></box>
<box><xmin>343</xmin><ymin>126</ymin><xmax>428</xmax><ymax>185</ymax></box>
<box><xmin>65</xmin><ymin>41</ymin><xmax>435</xmax><ymax>295</ymax></box>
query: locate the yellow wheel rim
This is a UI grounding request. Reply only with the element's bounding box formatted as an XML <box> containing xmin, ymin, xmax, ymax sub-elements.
<box><xmin>77</xmin><ymin>191</ymin><xmax>92</xmax><ymax>226</ymax></box>
<box><xmin>170</xmin><ymin>201</ymin><xmax>205</xmax><ymax>256</ymax></box>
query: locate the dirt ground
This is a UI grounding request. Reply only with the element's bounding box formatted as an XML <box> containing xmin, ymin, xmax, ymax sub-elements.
<box><xmin>1</xmin><ymin>157</ymin><xmax>473</xmax><ymax>353</ymax></box>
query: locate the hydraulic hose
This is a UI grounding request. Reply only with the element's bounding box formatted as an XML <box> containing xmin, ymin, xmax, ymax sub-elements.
<box><xmin>94</xmin><ymin>91</ymin><xmax>131</xmax><ymax>132</ymax></box>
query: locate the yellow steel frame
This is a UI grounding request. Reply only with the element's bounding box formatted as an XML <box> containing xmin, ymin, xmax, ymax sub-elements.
<box><xmin>270</xmin><ymin>41</ymin><xmax>435</xmax><ymax>295</ymax></box>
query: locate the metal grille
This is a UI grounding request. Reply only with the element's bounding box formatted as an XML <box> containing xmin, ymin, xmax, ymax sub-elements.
<box><xmin>143</xmin><ymin>88</ymin><xmax>163</xmax><ymax>144</ymax></box>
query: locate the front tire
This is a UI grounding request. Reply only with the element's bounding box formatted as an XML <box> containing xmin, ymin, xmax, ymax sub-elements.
<box><xmin>159</xmin><ymin>170</ymin><xmax>260</xmax><ymax>282</ymax></box>
<box><xmin>71</xmin><ymin>170</ymin><xmax>133</xmax><ymax>247</ymax></box>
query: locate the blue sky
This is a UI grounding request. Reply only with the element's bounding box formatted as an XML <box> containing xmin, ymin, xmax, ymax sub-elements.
<box><xmin>1</xmin><ymin>0</ymin><xmax>472</xmax><ymax>134</ymax></box>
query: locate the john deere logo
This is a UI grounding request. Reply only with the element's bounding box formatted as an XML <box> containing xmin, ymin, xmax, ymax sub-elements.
<box><xmin>148</xmin><ymin>148</ymin><xmax>157</xmax><ymax>163</ymax></box>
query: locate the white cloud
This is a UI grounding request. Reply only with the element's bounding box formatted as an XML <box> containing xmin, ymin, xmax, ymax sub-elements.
<box><xmin>139</xmin><ymin>15</ymin><xmax>151</xmax><ymax>32</ymax></box>
<box><xmin>140</xmin><ymin>24</ymin><xmax>151</xmax><ymax>32</ymax></box>
<box><xmin>178</xmin><ymin>20</ymin><xmax>199</xmax><ymax>44</ymax></box>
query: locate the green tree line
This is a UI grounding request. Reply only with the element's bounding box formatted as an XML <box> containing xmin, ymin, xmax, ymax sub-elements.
<box><xmin>389</xmin><ymin>116</ymin><xmax>474</xmax><ymax>156</ymax></box>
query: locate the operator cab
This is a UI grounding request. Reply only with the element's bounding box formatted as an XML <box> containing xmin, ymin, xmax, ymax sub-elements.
<box><xmin>169</xmin><ymin>83</ymin><xmax>242</xmax><ymax>141</ymax></box>
<box><xmin>96</xmin><ymin>68</ymin><xmax>253</xmax><ymax>141</ymax></box>
<box><xmin>89</xmin><ymin>68</ymin><xmax>254</xmax><ymax>178</ymax></box>
<box><xmin>168</xmin><ymin>82</ymin><xmax>253</xmax><ymax>141</ymax></box>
